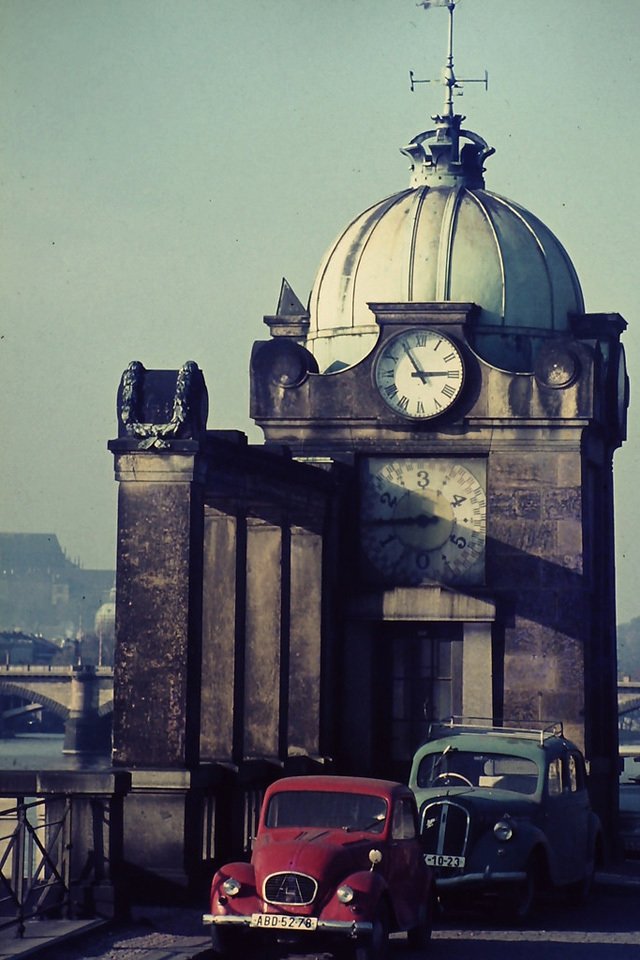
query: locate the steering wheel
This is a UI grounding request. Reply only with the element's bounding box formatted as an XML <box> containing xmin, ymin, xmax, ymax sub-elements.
<box><xmin>432</xmin><ymin>772</ymin><xmax>473</xmax><ymax>787</ymax></box>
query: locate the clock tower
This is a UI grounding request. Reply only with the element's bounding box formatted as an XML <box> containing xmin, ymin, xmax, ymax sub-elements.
<box><xmin>249</xmin><ymin>3</ymin><xmax>628</xmax><ymax>827</ymax></box>
<box><xmin>108</xmin><ymin>4</ymin><xmax>628</xmax><ymax>886</ymax></box>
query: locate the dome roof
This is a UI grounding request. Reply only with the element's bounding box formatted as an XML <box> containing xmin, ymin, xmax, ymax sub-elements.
<box><xmin>306</xmin><ymin>45</ymin><xmax>584</xmax><ymax>376</ymax></box>
<box><xmin>94</xmin><ymin>587</ymin><xmax>115</xmax><ymax>636</ymax></box>
<box><xmin>307</xmin><ymin>182</ymin><xmax>584</xmax><ymax>374</ymax></box>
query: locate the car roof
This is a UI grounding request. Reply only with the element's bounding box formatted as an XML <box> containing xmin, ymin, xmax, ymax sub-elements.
<box><xmin>264</xmin><ymin>775</ymin><xmax>412</xmax><ymax>801</ymax></box>
<box><xmin>412</xmin><ymin>731</ymin><xmax>580</xmax><ymax>764</ymax></box>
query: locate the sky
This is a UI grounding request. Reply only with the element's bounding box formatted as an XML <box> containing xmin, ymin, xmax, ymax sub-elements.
<box><xmin>1</xmin><ymin>0</ymin><xmax>639</xmax><ymax>620</ymax></box>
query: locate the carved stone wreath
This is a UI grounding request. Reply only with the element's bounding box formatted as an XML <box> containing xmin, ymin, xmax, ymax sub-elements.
<box><xmin>119</xmin><ymin>360</ymin><xmax>199</xmax><ymax>449</ymax></box>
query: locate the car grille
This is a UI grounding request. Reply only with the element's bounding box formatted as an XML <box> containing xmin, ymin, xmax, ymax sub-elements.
<box><xmin>264</xmin><ymin>872</ymin><xmax>318</xmax><ymax>905</ymax></box>
<box><xmin>422</xmin><ymin>800</ymin><xmax>470</xmax><ymax>872</ymax></box>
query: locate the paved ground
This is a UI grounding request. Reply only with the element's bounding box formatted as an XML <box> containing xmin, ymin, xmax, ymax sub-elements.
<box><xmin>1</xmin><ymin>863</ymin><xmax>639</xmax><ymax>960</ymax></box>
<box><xmin>0</xmin><ymin>908</ymin><xmax>211</xmax><ymax>960</ymax></box>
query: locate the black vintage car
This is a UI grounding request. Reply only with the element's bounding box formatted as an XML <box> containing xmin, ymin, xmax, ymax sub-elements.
<box><xmin>409</xmin><ymin>719</ymin><xmax>603</xmax><ymax>918</ymax></box>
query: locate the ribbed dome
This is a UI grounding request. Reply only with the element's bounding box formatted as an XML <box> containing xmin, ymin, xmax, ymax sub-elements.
<box><xmin>94</xmin><ymin>587</ymin><xmax>115</xmax><ymax>637</ymax></box>
<box><xmin>307</xmin><ymin>183</ymin><xmax>584</xmax><ymax>374</ymax></box>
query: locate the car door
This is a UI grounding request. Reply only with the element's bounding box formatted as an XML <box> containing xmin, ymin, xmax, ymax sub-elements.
<box><xmin>385</xmin><ymin>797</ymin><xmax>428</xmax><ymax>929</ymax></box>
<box><xmin>543</xmin><ymin>752</ymin><xmax>588</xmax><ymax>885</ymax></box>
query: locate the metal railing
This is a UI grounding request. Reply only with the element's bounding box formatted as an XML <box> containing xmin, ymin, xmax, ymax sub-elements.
<box><xmin>0</xmin><ymin>793</ymin><xmax>114</xmax><ymax>938</ymax></box>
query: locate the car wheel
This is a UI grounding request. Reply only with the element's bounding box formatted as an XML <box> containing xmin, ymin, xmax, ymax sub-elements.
<box><xmin>406</xmin><ymin>889</ymin><xmax>435</xmax><ymax>949</ymax></box>
<box><xmin>509</xmin><ymin>859</ymin><xmax>538</xmax><ymax>922</ymax></box>
<box><xmin>566</xmin><ymin>856</ymin><xmax>595</xmax><ymax>905</ymax></box>
<box><xmin>210</xmin><ymin>926</ymin><xmax>237</xmax><ymax>957</ymax></box>
<box><xmin>354</xmin><ymin>903</ymin><xmax>390</xmax><ymax>960</ymax></box>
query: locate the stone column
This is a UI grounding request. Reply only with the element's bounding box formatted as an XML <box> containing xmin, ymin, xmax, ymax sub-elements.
<box><xmin>243</xmin><ymin>518</ymin><xmax>285</xmax><ymax>761</ymax></box>
<box><xmin>110</xmin><ymin>450</ymin><xmax>205</xmax><ymax>768</ymax></box>
<box><xmin>287</xmin><ymin>526</ymin><xmax>323</xmax><ymax>761</ymax></box>
<box><xmin>200</xmin><ymin>506</ymin><xmax>246</xmax><ymax>763</ymax></box>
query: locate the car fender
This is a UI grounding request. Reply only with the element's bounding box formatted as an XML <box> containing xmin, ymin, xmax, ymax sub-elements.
<box><xmin>319</xmin><ymin>868</ymin><xmax>389</xmax><ymax>923</ymax></box>
<box><xmin>467</xmin><ymin>820</ymin><xmax>552</xmax><ymax>879</ymax></box>
<box><xmin>209</xmin><ymin>861</ymin><xmax>258</xmax><ymax>913</ymax></box>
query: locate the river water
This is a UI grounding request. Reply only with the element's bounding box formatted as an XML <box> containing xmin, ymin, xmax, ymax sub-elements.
<box><xmin>0</xmin><ymin>733</ymin><xmax>111</xmax><ymax>772</ymax></box>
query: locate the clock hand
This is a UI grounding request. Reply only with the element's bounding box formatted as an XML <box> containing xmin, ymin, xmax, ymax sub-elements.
<box><xmin>402</xmin><ymin>343</ymin><xmax>430</xmax><ymax>383</ymax></box>
<box><xmin>410</xmin><ymin>370</ymin><xmax>452</xmax><ymax>378</ymax></box>
<box><xmin>364</xmin><ymin>514</ymin><xmax>441</xmax><ymax>527</ymax></box>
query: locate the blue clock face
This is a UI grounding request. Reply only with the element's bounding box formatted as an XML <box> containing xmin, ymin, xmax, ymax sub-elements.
<box><xmin>373</xmin><ymin>329</ymin><xmax>465</xmax><ymax>419</ymax></box>
<box><xmin>361</xmin><ymin>458</ymin><xmax>486</xmax><ymax>586</ymax></box>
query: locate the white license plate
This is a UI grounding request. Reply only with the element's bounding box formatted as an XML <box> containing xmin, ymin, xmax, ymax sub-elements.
<box><xmin>250</xmin><ymin>913</ymin><xmax>318</xmax><ymax>931</ymax></box>
<box><xmin>425</xmin><ymin>853</ymin><xmax>465</xmax><ymax>868</ymax></box>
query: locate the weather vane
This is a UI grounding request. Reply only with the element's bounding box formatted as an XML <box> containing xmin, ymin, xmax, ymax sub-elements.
<box><xmin>411</xmin><ymin>0</ymin><xmax>488</xmax><ymax>119</ymax></box>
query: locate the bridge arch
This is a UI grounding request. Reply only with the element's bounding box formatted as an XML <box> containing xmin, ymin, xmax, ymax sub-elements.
<box><xmin>0</xmin><ymin>680</ymin><xmax>69</xmax><ymax>720</ymax></box>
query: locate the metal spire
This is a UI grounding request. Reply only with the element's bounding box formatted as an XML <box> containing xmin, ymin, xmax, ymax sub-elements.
<box><xmin>410</xmin><ymin>1</ymin><xmax>488</xmax><ymax>121</ymax></box>
<box><xmin>404</xmin><ymin>0</ymin><xmax>493</xmax><ymax>189</ymax></box>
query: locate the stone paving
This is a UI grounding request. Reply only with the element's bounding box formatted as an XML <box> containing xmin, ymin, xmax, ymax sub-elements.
<box><xmin>1</xmin><ymin>864</ymin><xmax>639</xmax><ymax>960</ymax></box>
<box><xmin>0</xmin><ymin>908</ymin><xmax>211</xmax><ymax>960</ymax></box>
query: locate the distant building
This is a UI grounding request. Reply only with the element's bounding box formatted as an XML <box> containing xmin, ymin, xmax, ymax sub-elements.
<box><xmin>0</xmin><ymin>533</ymin><xmax>114</xmax><ymax>640</ymax></box>
<box><xmin>0</xmin><ymin>630</ymin><xmax>59</xmax><ymax>666</ymax></box>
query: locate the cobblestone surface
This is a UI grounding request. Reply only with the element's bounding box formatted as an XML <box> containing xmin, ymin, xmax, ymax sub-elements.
<box><xmin>5</xmin><ymin>865</ymin><xmax>640</xmax><ymax>960</ymax></box>
<box><xmin>37</xmin><ymin>908</ymin><xmax>211</xmax><ymax>960</ymax></box>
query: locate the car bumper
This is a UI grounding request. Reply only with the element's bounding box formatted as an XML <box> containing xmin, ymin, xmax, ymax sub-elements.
<box><xmin>202</xmin><ymin>913</ymin><xmax>373</xmax><ymax>938</ymax></box>
<box><xmin>437</xmin><ymin>869</ymin><xmax>528</xmax><ymax>890</ymax></box>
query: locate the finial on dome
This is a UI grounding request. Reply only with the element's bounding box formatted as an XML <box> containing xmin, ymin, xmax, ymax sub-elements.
<box><xmin>406</xmin><ymin>0</ymin><xmax>493</xmax><ymax>188</ymax></box>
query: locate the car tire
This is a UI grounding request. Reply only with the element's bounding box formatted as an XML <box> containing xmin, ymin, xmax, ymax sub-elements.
<box><xmin>210</xmin><ymin>926</ymin><xmax>237</xmax><ymax>957</ymax></box>
<box><xmin>354</xmin><ymin>903</ymin><xmax>390</xmax><ymax>960</ymax></box>
<box><xmin>406</xmin><ymin>889</ymin><xmax>435</xmax><ymax>949</ymax></box>
<box><xmin>566</xmin><ymin>856</ymin><xmax>595</xmax><ymax>905</ymax></box>
<box><xmin>509</xmin><ymin>858</ymin><xmax>538</xmax><ymax>922</ymax></box>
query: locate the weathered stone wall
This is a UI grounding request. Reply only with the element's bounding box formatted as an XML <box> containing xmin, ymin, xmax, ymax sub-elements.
<box><xmin>489</xmin><ymin>449</ymin><xmax>588</xmax><ymax>745</ymax></box>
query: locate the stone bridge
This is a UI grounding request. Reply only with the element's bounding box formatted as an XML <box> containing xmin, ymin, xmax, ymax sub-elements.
<box><xmin>619</xmin><ymin>678</ymin><xmax>640</xmax><ymax>721</ymax></box>
<box><xmin>0</xmin><ymin>664</ymin><xmax>114</xmax><ymax>753</ymax></box>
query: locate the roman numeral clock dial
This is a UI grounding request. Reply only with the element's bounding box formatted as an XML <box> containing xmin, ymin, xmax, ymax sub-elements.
<box><xmin>361</xmin><ymin>458</ymin><xmax>487</xmax><ymax>586</ymax></box>
<box><xmin>373</xmin><ymin>328</ymin><xmax>464</xmax><ymax>419</ymax></box>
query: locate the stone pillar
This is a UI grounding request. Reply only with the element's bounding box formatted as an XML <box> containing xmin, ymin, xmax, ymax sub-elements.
<box><xmin>110</xmin><ymin>451</ymin><xmax>205</xmax><ymax>768</ymax></box>
<box><xmin>200</xmin><ymin>506</ymin><xmax>246</xmax><ymax>764</ymax></box>
<box><xmin>243</xmin><ymin>518</ymin><xmax>285</xmax><ymax>761</ymax></box>
<box><xmin>287</xmin><ymin>526</ymin><xmax>323</xmax><ymax>761</ymax></box>
<box><xmin>63</xmin><ymin>664</ymin><xmax>106</xmax><ymax>755</ymax></box>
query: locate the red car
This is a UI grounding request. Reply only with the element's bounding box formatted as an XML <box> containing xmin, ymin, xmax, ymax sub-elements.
<box><xmin>203</xmin><ymin>775</ymin><xmax>435</xmax><ymax>959</ymax></box>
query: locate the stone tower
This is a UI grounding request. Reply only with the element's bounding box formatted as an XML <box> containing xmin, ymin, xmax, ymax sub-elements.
<box><xmin>109</xmin><ymin>4</ymin><xmax>628</xmax><ymax>888</ymax></box>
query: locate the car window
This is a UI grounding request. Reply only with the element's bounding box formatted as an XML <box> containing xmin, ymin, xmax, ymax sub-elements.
<box><xmin>547</xmin><ymin>757</ymin><xmax>563</xmax><ymax>796</ymax></box>
<box><xmin>567</xmin><ymin>754</ymin><xmax>578</xmax><ymax>791</ymax></box>
<box><xmin>417</xmin><ymin>749</ymin><xmax>539</xmax><ymax>795</ymax></box>
<box><xmin>265</xmin><ymin>791</ymin><xmax>388</xmax><ymax>833</ymax></box>
<box><xmin>567</xmin><ymin>753</ymin><xmax>586</xmax><ymax>792</ymax></box>
<box><xmin>391</xmin><ymin>799</ymin><xmax>417</xmax><ymax>840</ymax></box>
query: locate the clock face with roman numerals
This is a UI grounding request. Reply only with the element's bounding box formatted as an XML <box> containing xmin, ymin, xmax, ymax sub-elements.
<box><xmin>360</xmin><ymin>458</ymin><xmax>486</xmax><ymax>586</ymax></box>
<box><xmin>373</xmin><ymin>328</ymin><xmax>465</xmax><ymax>419</ymax></box>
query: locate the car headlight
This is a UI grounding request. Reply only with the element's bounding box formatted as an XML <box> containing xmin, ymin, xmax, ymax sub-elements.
<box><xmin>494</xmin><ymin>819</ymin><xmax>514</xmax><ymax>842</ymax></box>
<box><xmin>337</xmin><ymin>884</ymin><xmax>355</xmax><ymax>904</ymax></box>
<box><xmin>222</xmin><ymin>877</ymin><xmax>241</xmax><ymax>897</ymax></box>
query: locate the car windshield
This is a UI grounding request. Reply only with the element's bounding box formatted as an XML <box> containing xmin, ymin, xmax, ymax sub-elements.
<box><xmin>265</xmin><ymin>791</ymin><xmax>388</xmax><ymax>832</ymax></box>
<box><xmin>417</xmin><ymin>749</ymin><xmax>539</xmax><ymax>795</ymax></box>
